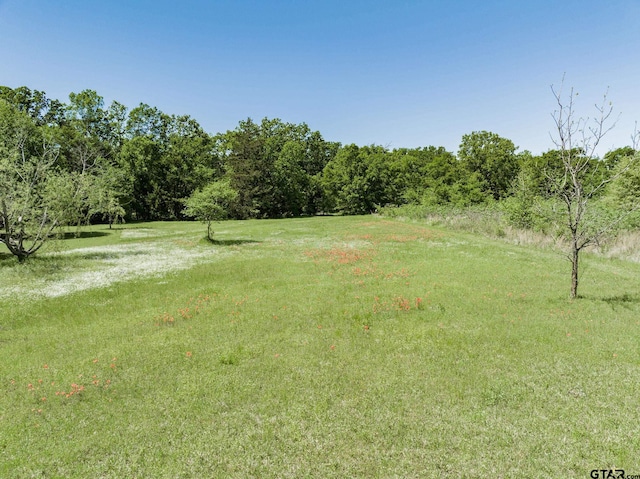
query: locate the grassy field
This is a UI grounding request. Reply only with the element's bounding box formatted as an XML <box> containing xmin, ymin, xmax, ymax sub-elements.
<box><xmin>1</xmin><ymin>215</ymin><xmax>640</xmax><ymax>478</ymax></box>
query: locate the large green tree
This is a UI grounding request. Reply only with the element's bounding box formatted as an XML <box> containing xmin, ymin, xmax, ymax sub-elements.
<box><xmin>0</xmin><ymin>86</ymin><xmax>65</xmax><ymax>126</ymax></box>
<box><xmin>0</xmin><ymin>100</ymin><xmax>72</xmax><ymax>260</ymax></box>
<box><xmin>458</xmin><ymin>131</ymin><xmax>519</xmax><ymax>200</ymax></box>
<box><xmin>321</xmin><ymin>144</ymin><xmax>396</xmax><ymax>214</ymax></box>
<box><xmin>221</xmin><ymin>118</ymin><xmax>336</xmax><ymax>218</ymax></box>
<box><xmin>1</xmin><ymin>86</ymin><xmax>133</xmax><ymax>232</ymax></box>
<box><xmin>54</xmin><ymin>90</ymin><xmax>131</xmax><ymax>227</ymax></box>
<box><xmin>119</xmin><ymin>107</ymin><xmax>220</xmax><ymax>220</ymax></box>
<box><xmin>388</xmin><ymin>146</ymin><xmax>488</xmax><ymax>206</ymax></box>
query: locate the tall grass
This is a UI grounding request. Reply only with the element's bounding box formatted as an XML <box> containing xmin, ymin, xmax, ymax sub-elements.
<box><xmin>380</xmin><ymin>203</ymin><xmax>640</xmax><ymax>262</ymax></box>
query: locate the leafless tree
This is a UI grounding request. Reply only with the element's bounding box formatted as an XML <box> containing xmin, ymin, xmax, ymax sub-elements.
<box><xmin>550</xmin><ymin>79</ymin><xmax>637</xmax><ymax>298</ymax></box>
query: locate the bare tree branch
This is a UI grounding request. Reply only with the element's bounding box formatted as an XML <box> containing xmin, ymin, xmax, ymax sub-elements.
<box><xmin>548</xmin><ymin>79</ymin><xmax>634</xmax><ymax>298</ymax></box>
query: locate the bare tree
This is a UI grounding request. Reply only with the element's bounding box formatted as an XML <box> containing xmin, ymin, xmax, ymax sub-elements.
<box><xmin>550</xmin><ymin>79</ymin><xmax>637</xmax><ymax>298</ymax></box>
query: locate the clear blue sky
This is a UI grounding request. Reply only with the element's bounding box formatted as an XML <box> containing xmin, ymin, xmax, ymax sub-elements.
<box><xmin>1</xmin><ymin>0</ymin><xmax>638</xmax><ymax>155</ymax></box>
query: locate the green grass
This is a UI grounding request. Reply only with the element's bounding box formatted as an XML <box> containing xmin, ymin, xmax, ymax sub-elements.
<box><xmin>1</xmin><ymin>216</ymin><xmax>640</xmax><ymax>477</ymax></box>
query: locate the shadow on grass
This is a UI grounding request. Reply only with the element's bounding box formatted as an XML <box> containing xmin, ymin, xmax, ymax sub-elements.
<box><xmin>0</xmin><ymin>253</ymin><xmax>69</xmax><ymax>274</ymax></box>
<box><xmin>585</xmin><ymin>292</ymin><xmax>640</xmax><ymax>310</ymax></box>
<box><xmin>206</xmin><ymin>238</ymin><xmax>260</xmax><ymax>246</ymax></box>
<box><xmin>56</xmin><ymin>231</ymin><xmax>112</xmax><ymax>240</ymax></box>
<box><xmin>0</xmin><ymin>252</ymin><xmax>16</xmax><ymax>264</ymax></box>
<box><xmin>73</xmin><ymin>250</ymin><xmax>150</xmax><ymax>260</ymax></box>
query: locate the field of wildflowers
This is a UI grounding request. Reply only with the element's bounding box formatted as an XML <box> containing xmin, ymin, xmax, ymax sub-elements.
<box><xmin>1</xmin><ymin>216</ymin><xmax>640</xmax><ymax>477</ymax></box>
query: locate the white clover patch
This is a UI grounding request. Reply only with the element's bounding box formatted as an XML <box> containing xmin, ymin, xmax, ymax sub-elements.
<box><xmin>0</xmin><ymin>241</ymin><xmax>225</xmax><ymax>299</ymax></box>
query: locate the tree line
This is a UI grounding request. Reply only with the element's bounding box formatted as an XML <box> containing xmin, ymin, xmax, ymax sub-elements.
<box><xmin>1</xmin><ymin>85</ymin><xmax>638</xmax><ymax>283</ymax></box>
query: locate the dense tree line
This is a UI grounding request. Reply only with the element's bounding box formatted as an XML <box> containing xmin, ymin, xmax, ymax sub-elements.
<box><xmin>1</xmin><ymin>84</ymin><xmax>638</xmax><ymax>263</ymax></box>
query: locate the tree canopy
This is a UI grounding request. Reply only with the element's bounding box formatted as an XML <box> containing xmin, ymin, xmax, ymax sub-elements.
<box><xmin>1</xmin><ymin>84</ymin><xmax>637</xmax><ymax>271</ymax></box>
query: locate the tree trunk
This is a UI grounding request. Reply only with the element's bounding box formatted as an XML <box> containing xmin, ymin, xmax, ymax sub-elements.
<box><xmin>570</xmin><ymin>243</ymin><xmax>579</xmax><ymax>299</ymax></box>
<box><xmin>207</xmin><ymin>220</ymin><xmax>213</xmax><ymax>241</ymax></box>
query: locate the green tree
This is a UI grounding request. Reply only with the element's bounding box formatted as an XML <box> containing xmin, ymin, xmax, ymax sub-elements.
<box><xmin>221</xmin><ymin>118</ymin><xmax>335</xmax><ymax>218</ymax></box>
<box><xmin>0</xmin><ymin>100</ymin><xmax>74</xmax><ymax>261</ymax></box>
<box><xmin>605</xmin><ymin>148</ymin><xmax>640</xmax><ymax>217</ymax></box>
<box><xmin>388</xmin><ymin>146</ymin><xmax>488</xmax><ymax>206</ymax></box>
<box><xmin>162</xmin><ymin>118</ymin><xmax>220</xmax><ymax>218</ymax></box>
<box><xmin>603</xmin><ymin>146</ymin><xmax>636</xmax><ymax>173</ymax></box>
<box><xmin>520</xmin><ymin>150</ymin><xmax>566</xmax><ymax>198</ymax></box>
<box><xmin>321</xmin><ymin>144</ymin><xmax>395</xmax><ymax>214</ymax></box>
<box><xmin>0</xmin><ymin>85</ymin><xmax>65</xmax><ymax>126</ymax></box>
<box><xmin>458</xmin><ymin>131</ymin><xmax>519</xmax><ymax>200</ymax></box>
<box><xmin>48</xmin><ymin>90</ymin><xmax>131</xmax><ymax>228</ymax></box>
<box><xmin>126</xmin><ymin>103</ymin><xmax>171</xmax><ymax>139</ymax></box>
<box><xmin>183</xmin><ymin>179</ymin><xmax>238</xmax><ymax>240</ymax></box>
<box><xmin>118</xmin><ymin>135</ymin><xmax>165</xmax><ymax>220</ymax></box>
<box><xmin>272</xmin><ymin>141</ymin><xmax>308</xmax><ymax>216</ymax></box>
<box><xmin>67</xmin><ymin>90</ymin><xmax>107</xmax><ymax>139</ymax></box>
<box><xmin>104</xmin><ymin>100</ymin><xmax>128</xmax><ymax>151</ymax></box>
<box><xmin>120</xmin><ymin>108</ymin><xmax>220</xmax><ymax>220</ymax></box>
<box><xmin>87</xmin><ymin>162</ymin><xmax>132</xmax><ymax>228</ymax></box>
<box><xmin>302</xmin><ymin>132</ymin><xmax>340</xmax><ymax>214</ymax></box>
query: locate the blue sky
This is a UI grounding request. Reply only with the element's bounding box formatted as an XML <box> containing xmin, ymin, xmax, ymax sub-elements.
<box><xmin>1</xmin><ymin>0</ymin><xmax>638</xmax><ymax>155</ymax></box>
